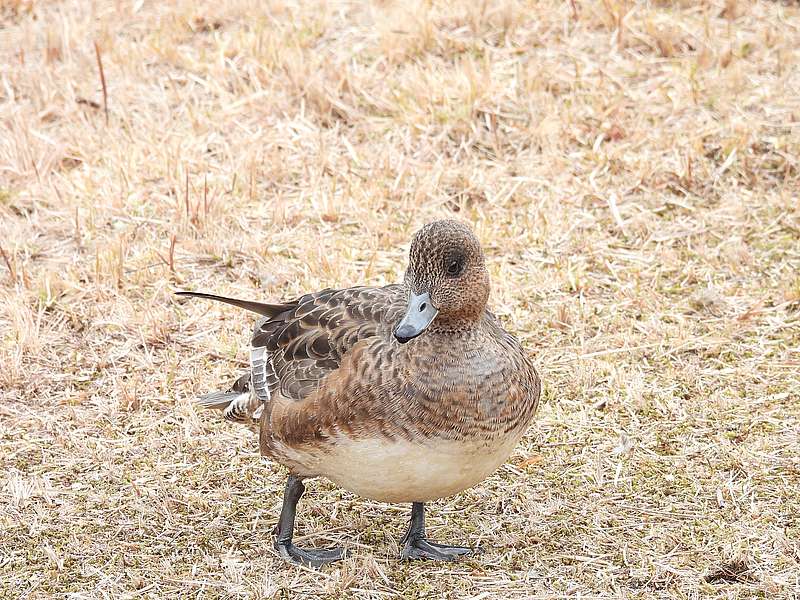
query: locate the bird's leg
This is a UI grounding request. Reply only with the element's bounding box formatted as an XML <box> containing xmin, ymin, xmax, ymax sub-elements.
<box><xmin>273</xmin><ymin>475</ymin><xmax>345</xmax><ymax>568</ymax></box>
<box><xmin>399</xmin><ymin>502</ymin><xmax>475</xmax><ymax>561</ymax></box>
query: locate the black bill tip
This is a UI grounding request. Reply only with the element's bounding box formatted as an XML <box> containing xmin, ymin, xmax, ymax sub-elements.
<box><xmin>394</xmin><ymin>324</ymin><xmax>418</xmax><ymax>344</ymax></box>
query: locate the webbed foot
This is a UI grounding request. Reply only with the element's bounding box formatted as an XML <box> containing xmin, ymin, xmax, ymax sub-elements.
<box><xmin>275</xmin><ymin>540</ymin><xmax>346</xmax><ymax>568</ymax></box>
<box><xmin>401</xmin><ymin>537</ymin><xmax>475</xmax><ymax>561</ymax></box>
<box><xmin>398</xmin><ymin>502</ymin><xmax>478</xmax><ymax>562</ymax></box>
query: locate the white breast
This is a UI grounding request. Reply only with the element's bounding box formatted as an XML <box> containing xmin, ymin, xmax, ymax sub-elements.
<box><xmin>310</xmin><ymin>432</ymin><xmax>525</xmax><ymax>503</ymax></box>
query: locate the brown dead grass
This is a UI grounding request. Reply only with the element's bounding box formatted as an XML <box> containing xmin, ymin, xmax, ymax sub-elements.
<box><xmin>1</xmin><ymin>0</ymin><xmax>799</xmax><ymax>598</ymax></box>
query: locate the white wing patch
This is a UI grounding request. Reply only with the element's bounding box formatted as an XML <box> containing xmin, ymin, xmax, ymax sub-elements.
<box><xmin>250</xmin><ymin>346</ymin><xmax>272</xmax><ymax>403</ymax></box>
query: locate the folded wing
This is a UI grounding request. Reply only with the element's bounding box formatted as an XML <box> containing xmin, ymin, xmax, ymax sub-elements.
<box><xmin>178</xmin><ymin>285</ymin><xmax>405</xmax><ymax>411</ymax></box>
<box><xmin>252</xmin><ymin>286</ymin><xmax>404</xmax><ymax>402</ymax></box>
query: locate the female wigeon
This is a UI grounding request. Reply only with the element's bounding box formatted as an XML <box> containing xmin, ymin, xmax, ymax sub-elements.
<box><xmin>177</xmin><ymin>219</ymin><xmax>541</xmax><ymax>567</ymax></box>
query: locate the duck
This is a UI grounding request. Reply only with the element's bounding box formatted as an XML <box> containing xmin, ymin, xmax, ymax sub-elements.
<box><xmin>177</xmin><ymin>219</ymin><xmax>541</xmax><ymax>567</ymax></box>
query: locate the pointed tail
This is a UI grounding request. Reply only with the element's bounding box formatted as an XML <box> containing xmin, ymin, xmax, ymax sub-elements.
<box><xmin>176</xmin><ymin>291</ymin><xmax>290</xmax><ymax>318</ymax></box>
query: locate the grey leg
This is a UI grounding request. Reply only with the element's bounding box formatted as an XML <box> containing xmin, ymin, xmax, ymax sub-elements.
<box><xmin>399</xmin><ymin>502</ymin><xmax>476</xmax><ymax>561</ymax></box>
<box><xmin>274</xmin><ymin>475</ymin><xmax>345</xmax><ymax>568</ymax></box>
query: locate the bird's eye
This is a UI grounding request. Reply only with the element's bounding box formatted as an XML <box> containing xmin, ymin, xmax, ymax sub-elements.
<box><xmin>446</xmin><ymin>258</ymin><xmax>463</xmax><ymax>277</ymax></box>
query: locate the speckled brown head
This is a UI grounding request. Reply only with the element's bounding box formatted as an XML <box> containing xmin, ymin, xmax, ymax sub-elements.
<box><xmin>394</xmin><ymin>220</ymin><xmax>489</xmax><ymax>342</ymax></box>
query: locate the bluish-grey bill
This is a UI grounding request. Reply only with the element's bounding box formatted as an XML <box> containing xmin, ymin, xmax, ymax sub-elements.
<box><xmin>394</xmin><ymin>291</ymin><xmax>439</xmax><ymax>343</ymax></box>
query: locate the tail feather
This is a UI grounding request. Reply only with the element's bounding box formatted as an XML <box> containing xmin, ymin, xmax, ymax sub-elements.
<box><xmin>176</xmin><ymin>291</ymin><xmax>290</xmax><ymax>318</ymax></box>
<box><xmin>197</xmin><ymin>390</ymin><xmax>241</xmax><ymax>410</ymax></box>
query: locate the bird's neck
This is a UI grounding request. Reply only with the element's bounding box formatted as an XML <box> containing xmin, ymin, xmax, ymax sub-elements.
<box><xmin>427</xmin><ymin>312</ymin><xmax>485</xmax><ymax>336</ymax></box>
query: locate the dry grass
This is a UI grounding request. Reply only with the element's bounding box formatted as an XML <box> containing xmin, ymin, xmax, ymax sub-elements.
<box><xmin>1</xmin><ymin>0</ymin><xmax>799</xmax><ymax>597</ymax></box>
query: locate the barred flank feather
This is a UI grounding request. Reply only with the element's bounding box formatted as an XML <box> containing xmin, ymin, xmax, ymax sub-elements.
<box><xmin>195</xmin><ymin>373</ymin><xmax>260</xmax><ymax>423</ymax></box>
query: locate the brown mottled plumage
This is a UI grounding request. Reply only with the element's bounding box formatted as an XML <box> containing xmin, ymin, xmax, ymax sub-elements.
<box><xmin>178</xmin><ymin>219</ymin><xmax>541</xmax><ymax>566</ymax></box>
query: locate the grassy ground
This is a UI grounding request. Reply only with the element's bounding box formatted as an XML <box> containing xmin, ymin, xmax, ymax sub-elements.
<box><xmin>1</xmin><ymin>0</ymin><xmax>799</xmax><ymax>598</ymax></box>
